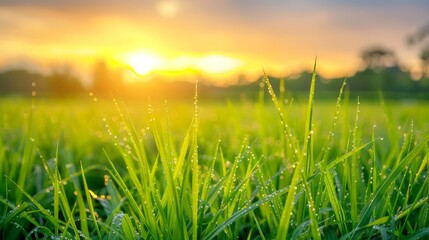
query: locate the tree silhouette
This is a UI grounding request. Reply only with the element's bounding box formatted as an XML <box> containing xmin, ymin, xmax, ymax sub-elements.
<box><xmin>361</xmin><ymin>46</ymin><xmax>397</xmax><ymax>70</ymax></box>
<box><xmin>47</xmin><ymin>64</ymin><xmax>84</xmax><ymax>96</ymax></box>
<box><xmin>0</xmin><ymin>70</ymin><xmax>47</xmax><ymax>95</ymax></box>
<box><xmin>92</xmin><ymin>60</ymin><xmax>123</xmax><ymax>96</ymax></box>
<box><xmin>419</xmin><ymin>45</ymin><xmax>429</xmax><ymax>78</ymax></box>
<box><xmin>408</xmin><ymin>23</ymin><xmax>429</xmax><ymax>45</ymax></box>
<box><xmin>408</xmin><ymin>22</ymin><xmax>429</xmax><ymax>78</ymax></box>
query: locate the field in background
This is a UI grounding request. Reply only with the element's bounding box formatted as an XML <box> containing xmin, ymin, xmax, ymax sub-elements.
<box><xmin>0</xmin><ymin>77</ymin><xmax>428</xmax><ymax>239</ymax></box>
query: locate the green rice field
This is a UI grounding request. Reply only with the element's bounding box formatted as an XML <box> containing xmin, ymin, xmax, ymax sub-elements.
<box><xmin>1</xmin><ymin>74</ymin><xmax>429</xmax><ymax>239</ymax></box>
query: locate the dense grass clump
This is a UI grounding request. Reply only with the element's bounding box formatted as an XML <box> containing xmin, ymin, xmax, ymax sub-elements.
<box><xmin>0</xmin><ymin>66</ymin><xmax>429</xmax><ymax>239</ymax></box>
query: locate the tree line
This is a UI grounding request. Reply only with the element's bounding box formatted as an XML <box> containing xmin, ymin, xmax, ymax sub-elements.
<box><xmin>0</xmin><ymin>62</ymin><xmax>428</xmax><ymax>100</ymax></box>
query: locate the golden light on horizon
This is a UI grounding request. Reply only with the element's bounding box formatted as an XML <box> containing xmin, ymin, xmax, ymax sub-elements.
<box><xmin>121</xmin><ymin>51</ymin><xmax>243</xmax><ymax>81</ymax></box>
<box><xmin>126</xmin><ymin>52</ymin><xmax>163</xmax><ymax>76</ymax></box>
<box><xmin>196</xmin><ymin>55</ymin><xmax>242</xmax><ymax>74</ymax></box>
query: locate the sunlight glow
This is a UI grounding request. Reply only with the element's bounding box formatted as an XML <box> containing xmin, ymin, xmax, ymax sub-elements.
<box><xmin>196</xmin><ymin>55</ymin><xmax>242</xmax><ymax>74</ymax></box>
<box><xmin>123</xmin><ymin>51</ymin><xmax>243</xmax><ymax>80</ymax></box>
<box><xmin>126</xmin><ymin>52</ymin><xmax>163</xmax><ymax>75</ymax></box>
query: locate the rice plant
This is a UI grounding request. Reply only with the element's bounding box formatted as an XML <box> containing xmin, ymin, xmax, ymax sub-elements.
<box><xmin>0</xmin><ymin>62</ymin><xmax>428</xmax><ymax>239</ymax></box>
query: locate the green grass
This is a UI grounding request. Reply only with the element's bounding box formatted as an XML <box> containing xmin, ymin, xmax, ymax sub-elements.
<box><xmin>1</xmin><ymin>66</ymin><xmax>429</xmax><ymax>239</ymax></box>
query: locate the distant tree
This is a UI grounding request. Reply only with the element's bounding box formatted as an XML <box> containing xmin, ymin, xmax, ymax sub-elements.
<box><xmin>361</xmin><ymin>46</ymin><xmax>398</xmax><ymax>71</ymax></box>
<box><xmin>408</xmin><ymin>23</ymin><xmax>429</xmax><ymax>45</ymax></box>
<box><xmin>408</xmin><ymin>22</ymin><xmax>429</xmax><ymax>78</ymax></box>
<box><xmin>357</xmin><ymin>46</ymin><xmax>400</xmax><ymax>91</ymax></box>
<box><xmin>92</xmin><ymin>60</ymin><xmax>123</xmax><ymax>96</ymax></box>
<box><xmin>47</xmin><ymin>64</ymin><xmax>84</xmax><ymax>96</ymax></box>
<box><xmin>0</xmin><ymin>69</ymin><xmax>47</xmax><ymax>95</ymax></box>
<box><xmin>419</xmin><ymin>45</ymin><xmax>429</xmax><ymax>78</ymax></box>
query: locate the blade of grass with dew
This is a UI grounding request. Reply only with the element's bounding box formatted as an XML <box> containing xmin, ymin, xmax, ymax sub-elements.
<box><xmin>191</xmin><ymin>80</ymin><xmax>200</xmax><ymax>240</ymax></box>
<box><xmin>6</xmin><ymin>176</ymin><xmax>61</xmax><ymax>231</ymax></box>
<box><xmin>203</xmin><ymin>184</ymin><xmax>291</xmax><ymax>240</ymax></box>
<box><xmin>395</xmin><ymin>196</ymin><xmax>428</xmax><ymax>222</ymax></box>
<box><xmin>41</xmin><ymin>145</ymin><xmax>80</xmax><ymax>239</ymax></box>
<box><xmin>326</xmin><ymin>141</ymin><xmax>373</xmax><ymax>170</ymax></box>
<box><xmin>203</xmin><ymin>153</ymin><xmax>268</xmax><ymax>237</ymax></box>
<box><xmin>251</xmin><ymin>211</ymin><xmax>267</xmax><ymax>240</ymax></box>
<box><xmin>317</xmin><ymin>78</ymin><xmax>347</xmax><ymax>175</ymax></box>
<box><xmin>320</xmin><ymin>79</ymin><xmax>347</xmax><ymax>166</ymax></box>
<box><xmin>54</xmin><ymin>146</ymin><xmax>59</xmax><ymax>236</ymax></box>
<box><xmin>222</xmin><ymin>139</ymin><xmax>246</xmax><ymax>217</ymax></box>
<box><xmin>56</xmin><ymin>169</ymin><xmax>80</xmax><ymax>238</ymax></box>
<box><xmin>121</xmin><ymin>213</ymin><xmax>137</xmax><ymax>240</ymax></box>
<box><xmin>296</xmin><ymin>63</ymin><xmax>317</xmax><ymax>226</ymax></box>
<box><xmin>324</xmin><ymin>168</ymin><xmax>347</xmax><ymax>234</ymax></box>
<box><xmin>15</xmin><ymin>134</ymin><xmax>36</xmax><ymax>203</ymax></box>
<box><xmin>232</xmin><ymin>153</ymin><xmax>257</xmax><ymax>238</ymax></box>
<box><xmin>231</xmin><ymin>145</ymin><xmax>266</xmax><ymax>238</ymax></box>
<box><xmin>13</xmin><ymin>101</ymin><xmax>35</xmax><ymax>204</ymax></box>
<box><xmin>415</xmin><ymin>151</ymin><xmax>427</xmax><ymax>179</ymax></box>
<box><xmin>0</xmin><ymin>201</ymin><xmax>29</xmax><ymax>229</ymax></box>
<box><xmin>26</xmin><ymin>226</ymin><xmax>53</xmax><ymax>240</ymax></box>
<box><xmin>113</xmin><ymin>100</ymin><xmax>158</xmax><ymax>231</ymax></box>
<box><xmin>60</xmin><ymin>203</ymin><xmax>78</xmax><ymax>240</ymax></box>
<box><xmin>200</xmin><ymin>138</ymin><xmax>221</xmax><ymax>203</ymax></box>
<box><xmin>319</xmin><ymin>78</ymin><xmax>349</xmax><ymax>235</ymax></box>
<box><xmin>424</xmin><ymin>145</ymin><xmax>429</xmax><ymax>228</ymax></box>
<box><xmin>371</xmin><ymin>126</ymin><xmax>378</xmax><ymax>197</ymax></box>
<box><xmin>148</xmin><ymin>105</ymin><xmax>184</xmax><ymax>238</ymax></box>
<box><xmin>398</xmin><ymin>167</ymin><xmax>428</xmax><ymax>235</ymax></box>
<box><xmin>80</xmin><ymin>162</ymin><xmax>102</xmax><ymax>240</ymax></box>
<box><xmin>301</xmin><ymin>172</ymin><xmax>321</xmax><ymax>239</ymax></box>
<box><xmin>277</xmin><ymin>59</ymin><xmax>317</xmax><ymax>240</ymax></box>
<box><xmin>0</xmin><ymin>138</ymin><xmax>5</xmax><ymax>197</ymax></box>
<box><xmin>108</xmin><ymin>211</ymin><xmax>125</xmax><ymax>240</ymax></box>
<box><xmin>349</xmin><ymin>97</ymin><xmax>361</xmax><ymax>225</ymax></box>
<box><xmin>378</xmin><ymin>91</ymin><xmax>402</xmax><ymax>168</ymax></box>
<box><xmin>75</xmin><ymin>186</ymin><xmax>89</xmax><ymax>237</ymax></box>
<box><xmin>303</xmin><ymin>59</ymin><xmax>317</xmax><ymax>177</ymax></box>
<box><xmin>316</xmin><ymin>78</ymin><xmax>347</xmax><ymax>186</ymax></box>
<box><xmin>198</xmin><ymin>138</ymin><xmax>221</xmax><ymax>236</ymax></box>
<box><xmin>407</xmin><ymin>228</ymin><xmax>429</xmax><ymax>240</ymax></box>
<box><xmin>291</xmin><ymin>220</ymin><xmax>311</xmax><ymax>240</ymax></box>
<box><xmin>104</xmin><ymin>153</ymin><xmax>158</xmax><ymax>238</ymax></box>
<box><xmin>254</xmin><ymin>166</ymin><xmax>278</xmax><ymax>229</ymax></box>
<box><xmin>261</xmin><ymin>72</ymin><xmax>296</xmax><ymax>233</ymax></box>
<box><xmin>107</xmin><ymin>109</ymin><xmax>163</xmax><ymax>238</ymax></box>
<box><xmin>348</xmin><ymin>135</ymin><xmax>429</xmax><ymax>239</ymax></box>
<box><xmin>114</xmin><ymin>99</ymin><xmax>151</xmax><ymax>184</ymax></box>
<box><xmin>174</xmin><ymin>122</ymin><xmax>193</xmax><ymax>180</ymax></box>
<box><xmin>0</xmin><ymin>195</ymin><xmax>44</xmax><ymax>239</ymax></box>
<box><xmin>263</xmin><ymin>70</ymin><xmax>300</xmax><ymax>159</ymax></box>
<box><xmin>388</xmin><ymin>123</ymin><xmax>415</xmax><ymax>218</ymax></box>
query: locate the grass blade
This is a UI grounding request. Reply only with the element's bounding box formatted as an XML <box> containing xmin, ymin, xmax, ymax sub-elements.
<box><xmin>349</xmin><ymin>135</ymin><xmax>429</xmax><ymax>239</ymax></box>
<box><xmin>80</xmin><ymin>162</ymin><xmax>102</xmax><ymax>240</ymax></box>
<box><xmin>277</xmin><ymin>59</ymin><xmax>317</xmax><ymax>240</ymax></box>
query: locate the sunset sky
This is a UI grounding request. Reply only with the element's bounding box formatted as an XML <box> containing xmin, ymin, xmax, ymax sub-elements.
<box><xmin>0</xmin><ymin>1</ymin><xmax>428</xmax><ymax>85</ymax></box>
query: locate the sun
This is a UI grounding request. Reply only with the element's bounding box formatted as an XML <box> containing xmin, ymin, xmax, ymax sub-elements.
<box><xmin>126</xmin><ymin>52</ymin><xmax>163</xmax><ymax>76</ymax></box>
<box><xmin>119</xmin><ymin>51</ymin><xmax>244</xmax><ymax>84</ymax></box>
